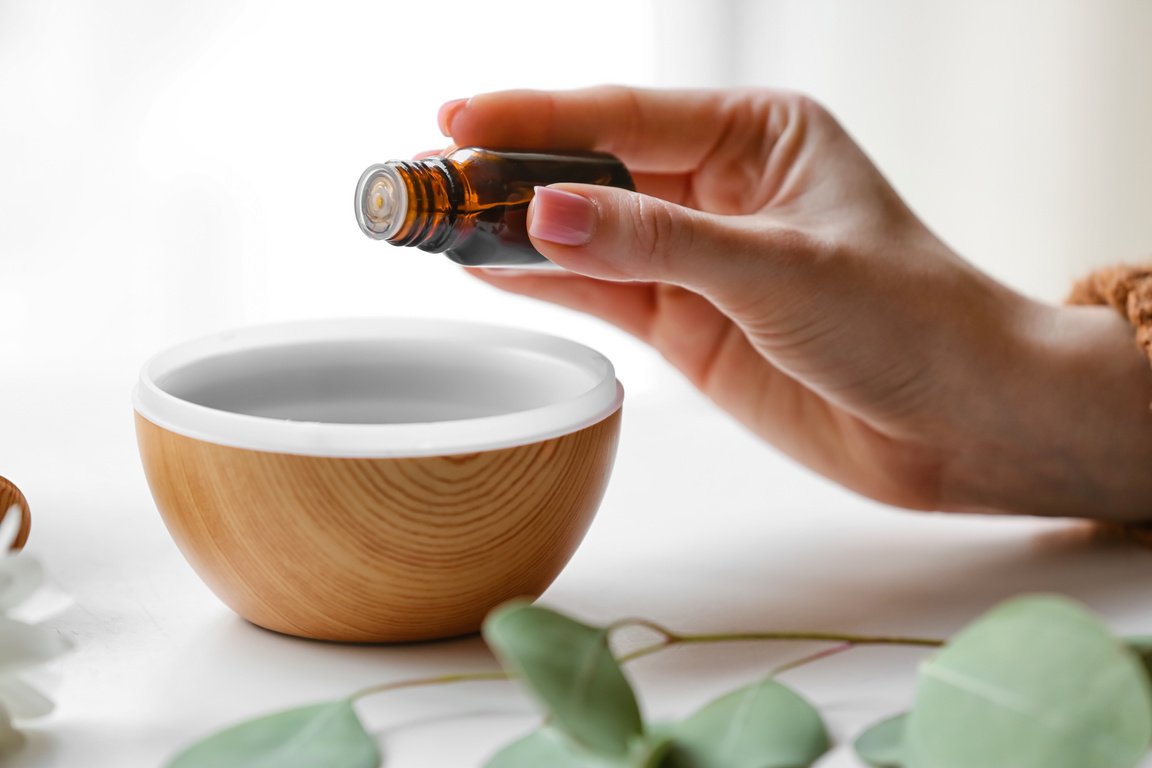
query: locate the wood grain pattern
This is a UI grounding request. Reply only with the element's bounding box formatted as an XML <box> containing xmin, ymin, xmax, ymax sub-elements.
<box><xmin>135</xmin><ymin>409</ymin><xmax>621</xmax><ymax>642</ymax></box>
<box><xmin>0</xmin><ymin>475</ymin><xmax>31</xmax><ymax>551</ymax></box>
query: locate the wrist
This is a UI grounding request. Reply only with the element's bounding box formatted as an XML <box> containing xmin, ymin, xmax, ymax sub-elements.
<box><xmin>942</xmin><ymin>299</ymin><xmax>1152</xmax><ymax>521</ymax></box>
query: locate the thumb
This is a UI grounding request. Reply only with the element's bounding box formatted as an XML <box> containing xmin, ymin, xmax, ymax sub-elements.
<box><xmin>526</xmin><ymin>184</ymin><xmax>780</xmax><ymax>295</ymax></box>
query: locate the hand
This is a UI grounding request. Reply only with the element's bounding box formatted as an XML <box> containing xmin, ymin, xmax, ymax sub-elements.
<box><xmin>439</xmin><ymin>87</ymin><xmax>1152</xmax><ymax>520</ymax></box>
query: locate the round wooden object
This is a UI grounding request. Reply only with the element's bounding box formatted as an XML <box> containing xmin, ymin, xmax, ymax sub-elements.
<box><xmin>135</xmin><ymin>409</ymin><xmax>621</xmax><ymax>642</ymax></box>
<box><xmin>0</xmin><ymin>476</ymin><xmax>31</xmax><ymax>551</ymax></box>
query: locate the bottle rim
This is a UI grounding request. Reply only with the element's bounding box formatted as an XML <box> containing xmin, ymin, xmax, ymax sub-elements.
<box><xmin>355</xmin><ymin>163</ymin><xmax>408</xmax><ymax>240</ymax></box>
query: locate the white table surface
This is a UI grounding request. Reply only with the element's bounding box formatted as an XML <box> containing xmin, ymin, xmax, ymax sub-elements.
<box><xmin>4</xmin><ymin>361</ymin><xmax>1152</xmax><ymax>768</ymax></box>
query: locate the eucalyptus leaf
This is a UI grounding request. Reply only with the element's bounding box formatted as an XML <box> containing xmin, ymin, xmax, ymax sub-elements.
<box><xmin>167</xmin><ymin>700</ymin><xmax>379</xmax><ymax>768</ymax></box>
<box><xmin>905</xmin><ymin>595</ymin><xmax>1152</xmax><ymax>768</ymax></box>
<box><xmin>661</xmin><ymin>676</ymin><xmax>829</xmax><ymax>768</ymax></box>
<box><xmin>484</xmin><ymin>727</ymin><xmax>599</xmax><ymax>768</ymax></box>
<box><xmin>483</xmin><ymin>602</ymin><xmax>643</xmax><ymax>757</ymax></box>
<box><xmin>853</xmin><ymin>713</ymin><xmax>907</xmax><ymax>768</ymax></box>
<box><xmin>484</xmin><ymin>726</ymin><xmax>670</xmax><ymax>768</ymax></box>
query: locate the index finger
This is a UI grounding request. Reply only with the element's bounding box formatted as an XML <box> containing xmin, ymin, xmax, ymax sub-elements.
<box><xmin>443</xmin><ymin>86</ymin><xmax>771</xmax><ymax>174</ymax></box>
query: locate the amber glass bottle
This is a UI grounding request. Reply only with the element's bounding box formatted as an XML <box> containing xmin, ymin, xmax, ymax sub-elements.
<box><xmin>355</xmin><ymin>148</ymin><xmax>635</xmax><ymax>267</ymax></box>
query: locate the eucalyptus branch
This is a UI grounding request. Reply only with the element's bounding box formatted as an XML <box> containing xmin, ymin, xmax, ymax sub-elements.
<box><xmin>349</xmin><ymin>623</ymin><xmax>943</xmax><ymax>702</ymax></box>
<box><xmin>609</xmin><ymin>616</ymin><xmax>944</xmax><ymax>648</ymax></box>
<box><xmin>349</xmin><ymin>670</ymin><xmax>510</xmax><ymax>702</ymax></box>
<box><xmin>669</xmin><ymin>630</ymin><xmax>942</xmax><ymax>647</ymax></box>
<box><xmin>170</xmin><ymin>597</ymin><xmax>1145</xmax><ymax>768</ymax></box>
<box><xmin>611</xmin><ymin>617</ymin><xmax>941</xmax><ymax>664</ymax></box>
<box><xmin>769</xmin><ymin>641</ymin><xmax>854</xmax><ymax>677</ymax></box>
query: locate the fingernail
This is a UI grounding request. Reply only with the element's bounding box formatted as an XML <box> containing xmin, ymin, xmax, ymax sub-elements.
<box><xmin>437</xmin><ymin>98</ymin><xmax>468</xmax><ymax>137</ymax></box>
<box><xmin>412</xmin><ymin>148</ymin><xmax>446</xmax><ymax>160</ymax></box>
<box><xmin>528</xmin><ymin>186</ymin><xmax>597</xmax><ymax>246</ymax></box>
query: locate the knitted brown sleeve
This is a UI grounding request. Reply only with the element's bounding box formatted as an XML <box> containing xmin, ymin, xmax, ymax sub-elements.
<box><xmin>1067</xmin><ymin>264</ymin><xmax>1152</xmax><ymax>365</ymax></box>
<box><xmin>1068</xmin><ymin>265</ymin><xmax>1152</xmax><ymax>542</ymax></box>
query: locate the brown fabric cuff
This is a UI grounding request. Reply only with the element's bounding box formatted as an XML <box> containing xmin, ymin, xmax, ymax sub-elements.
<box><xmin>1067</xmin><ymin>265</ymin><xmax>1152</xmax><ymax>366</ymax></box>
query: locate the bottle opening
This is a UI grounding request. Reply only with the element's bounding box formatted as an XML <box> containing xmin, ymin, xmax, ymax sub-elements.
<box><xmin>355</xmin><ymin>164</ymin><xmax>408</xmax><ymax>240</ymax></box>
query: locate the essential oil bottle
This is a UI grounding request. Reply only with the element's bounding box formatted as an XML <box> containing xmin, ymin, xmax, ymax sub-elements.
<box><xmin>354</xmin><ymin>148</ymin><xmax>635</xmax><ymax>267</ymax></box>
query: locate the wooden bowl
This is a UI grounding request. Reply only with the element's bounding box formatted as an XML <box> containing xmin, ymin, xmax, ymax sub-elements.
<box><xmin>133</xmin><ymin>320</ymin><xmax>623</xmax><ymax>642</ymax></box>
<box><xmin>0</xmin><ymin>476</ymin><xmax>31</xmax><ymax>551</ymax></box>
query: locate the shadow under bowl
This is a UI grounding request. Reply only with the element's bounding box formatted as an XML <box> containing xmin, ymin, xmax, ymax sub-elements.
<box><xmin>133</xmin><ymin>319</ymin><xmax>623</xmax><ymax>642</ymax></box>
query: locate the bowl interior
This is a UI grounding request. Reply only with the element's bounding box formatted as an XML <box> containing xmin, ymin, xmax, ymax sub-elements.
<box><xmin>159</xmin><ymin>339</ymin><xmax>597</xmax><ymax>424</ymax></box>
<box><xmin>134</xmin><ymin>319</ymin><xmax>622</xmax><ymax>458</ymax></box>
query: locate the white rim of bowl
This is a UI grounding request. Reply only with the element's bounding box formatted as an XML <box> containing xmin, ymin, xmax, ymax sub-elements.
<box><xmin>132</xmin><ymin>318</ymin><xmax>624</xmax><ymax>458</ymax></box>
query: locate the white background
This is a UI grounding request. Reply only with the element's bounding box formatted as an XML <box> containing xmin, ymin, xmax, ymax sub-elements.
<box><xmin>3</xmin><ymin>2</ymin><xmax>1152</xmax><ymax>766</ymax></box>
<box><xmin>0</xmin><ymin>0</ymin><xmax>660</xmax><ymax>392</ymax></box>
<box><xmin>657</xmin><ymin>0</ymin><xmax>1152</xmax><ymax>301</ymax></box>
<box><xmin>4</xmin><ymin>1</ymin><xmax>1151</xmax><ymax>382</ymax></box>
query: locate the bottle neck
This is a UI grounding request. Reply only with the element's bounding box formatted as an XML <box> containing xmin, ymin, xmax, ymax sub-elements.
<box><xmin>364</xmin><ymin>156</ymin><xmax>463</xmax><ymax>252</ymax></box>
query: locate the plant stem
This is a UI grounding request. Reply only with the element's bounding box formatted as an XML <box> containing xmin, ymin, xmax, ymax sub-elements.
<box><xmin>350</xmin><ymin>624</ymin><xmax>943</xmax><ymax>702</ymax></box>
<box><xmin>610</xmin><ymin>617</ymin><xmax>944</xmax><ymax>648</ymax></box>
<box><xmin>610</xmin><ymin>618</ymin><xmax>942</xmax><ymax>664</ymax></box>
<box><xmin>615</xmin><ymin>640</ymin><xmax>676</xmax><ymax>664</ymax></box>
<box><xmin>349</xmin><ymin>670</ymin><xmax>510</xmax><ymax>702</ymax></box>
<box><xmin>770</xmin><ymin>642</ymin><xmax>854</xmax><ymax>677</ymax></box>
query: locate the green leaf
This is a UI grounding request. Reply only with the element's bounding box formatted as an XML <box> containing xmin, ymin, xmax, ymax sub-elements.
<box><xmin>167</xmin><ymin>700</ymin><xmax>380</xmax><ymax>768</ymax></box>
<box><xmin>485</xmin><ymin>726</ymin><xmax>670</xmax><ymax>768</ymax></box>
<box><xmin>905</xmin><ymin>595</ymin><xmax>1152</xmax><ymax>768</ymax></box>
<box><xmin>854</xmin><ymin>713</ymin><xmax>907</xmax><ymax>768</ymax></box>
<box><xmin>482</xmin><ymin>602</ymin><xmax>643</xmax><ymax>758</ymax></box>
<box><xmin>484</xmin><ymin>727</ymin><xmax>599</xmax><ymax>768</ymax></box>
<box><xmin>661</xmin><ymin>676</ymin><xmax>830</xmax><ymax>768</ymax></box>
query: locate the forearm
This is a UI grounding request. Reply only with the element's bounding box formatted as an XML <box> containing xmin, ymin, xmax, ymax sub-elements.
<box><xmin>942</xmin><ymin>300</ymin><xmax>1152</xmax><ymax>521</ymax></box>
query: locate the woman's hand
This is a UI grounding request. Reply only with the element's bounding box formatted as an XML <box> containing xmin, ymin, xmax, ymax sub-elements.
<box><xmin>439</xmin><ymin>86</ymin><xmax>1152</xmax><ymax>520</ymax></box>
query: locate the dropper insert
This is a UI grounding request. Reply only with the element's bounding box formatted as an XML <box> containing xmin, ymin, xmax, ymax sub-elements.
<box><xmin>355</xmin><ymin>164</ymin><xmax>408</xmax><ymax>240</ymax></box>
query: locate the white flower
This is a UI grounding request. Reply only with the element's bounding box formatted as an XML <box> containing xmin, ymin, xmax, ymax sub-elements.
<box><xmin>0</xmin><ymin>505</ymin><xmax>70</xmax><ymax>752</ymax></box>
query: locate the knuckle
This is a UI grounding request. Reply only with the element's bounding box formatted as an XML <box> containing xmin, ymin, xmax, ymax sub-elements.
<box><xmin>626</xmin><ymin>195</ymin><xmax>686</xmax><ymax>267</ymax></box>
<box><xmin>790</xmin><ymin>93</ymin><xmax>840</xmax><ymax>132</ymax></box>
<box><xmin>789</xmin><ymin>92</ymin><xmax>826</xmax><ymax>117</ymax></box>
